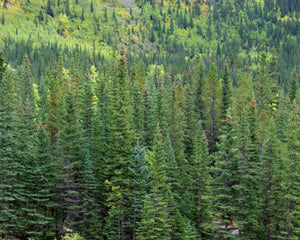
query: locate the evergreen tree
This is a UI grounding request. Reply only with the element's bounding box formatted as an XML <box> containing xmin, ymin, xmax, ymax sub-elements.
<box><xmin>260</xmin><ymin>119</ymin><xmax>289</xmax><ymax>239</ymax></box>
<box><xmin>203</xmin><ymin>63</ymin><xmax>221</xmax><ymax>154</ymax></box>
<box><xmin>189</xmin><ymin>123</ymin><xmax>214</xmax><ymax>238</ymax></box>
<box><xmin>213</xmin><ymin>116</ymin><xmax>241</xmax><ymax>239</ymax></box>
<box><xmin>220</xmin><ymin>63</ymin><xmax>232</xmax><ymax>122</ymax></box>
<box><xmin>56</xmin><ymin>87</ymin><xmax>83</xmax><ymax>234</ymax></box>
<box><xmin>289</xmin><ymin>72</ymin><xmax>298</xmax><ymax>103</ymax></box>
<box><xmin>46</xmin><ymin>0</ymin><xmax>54</xmax><ymax>17</ymax></box>
<box><xmin>90</xmin><ymin>0</ymin><xmax>94</xmax><ymax>13</ymax></box>
<box><xmin>65</xmin><ymin>0</ymin><xmax>70</xmax><ymax>16</ymax></box>
<box><xmin>127</xmin><ymin>141</ymin><xmax>151</xmax><ymax>240</ymax></box>
<box><xmin>137</xmin><ymin>126</ymin><xmax>171</xmax><ymax>240</ymax></box>
<box><xmin>0</xmin><ymin>56</ymin><xmax>24</xmax><ymax>238</ymax></box>
<box><xmin>1</xmin><ymin>12</ymin><xmax>4</xmax><ymax>25</ymax></box>
<box><xmin>80</xmin><ymin>151</ymin><xmax>102</xmax><ymax>239</ymax></box>
<box><xmin>236</xmin><ymin>109</ymin><xmax>261</xmax><ymax>238</ymax></box>
<box><xmin>105</xmin><ymin>45</ymin><xmax>135</xmax><ymax>239</ymax></box>
<box><xmin>286</xmin><ymin>102</ymin><xmax>300</xmax><ymax>239</ymax></box>
<box><xmin>193</xmin><ymin>56</ymin><xmax>206</xmax><ymax>125</ymax></box>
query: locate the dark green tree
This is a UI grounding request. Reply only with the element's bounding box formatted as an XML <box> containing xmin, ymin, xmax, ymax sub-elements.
<box><xmin>127</xmin><ymin>141</ymin><xmax>151</xmax><ymax>240</ymax></box>
<box><xmin>137</xmin><ymin>127</ymin><xmax>171</xmax><ymax>240</ymax></box>
<box><xmin>46</xmin><ymin>0</ymin><xmax>54</xmax><ymax>17</ymax></box>
<box><xmin>56</xmin><ymin>87</ymin><xmax>83</xmax><ymax>234</ymax></box>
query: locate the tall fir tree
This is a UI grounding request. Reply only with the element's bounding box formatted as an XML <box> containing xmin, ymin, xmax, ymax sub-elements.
<box><xmin>213</xmin><ymin>115</ymin><xmax>241</xmax><ymax>239</ymax></box>
<box><xmin>56</xmin><ymin>86</ymin><xmax>84</xmax><ymax>235</ymax></box>
<box><xmin>203</xmin><ymin>63</ymin><xmax>221</xmax><ymax>154</ymax></box>
<box><xmin>0</xmin><ymin>56</ymin><xmax>24</xmax><ymax>238</ymax></box>
<box><xmin>137</xmin><ymin>126</ymin><xmax>171</xmax><ymax>240</ymax></box>
<box><xmin>127</xmin><ymin>141</ymin><xmax>151</xmax><ymax>240</ymax></box>
<box><xmin>105</xmin><ymin>45</ymin><xmax>135</xmax><ymax>239</ymax></box>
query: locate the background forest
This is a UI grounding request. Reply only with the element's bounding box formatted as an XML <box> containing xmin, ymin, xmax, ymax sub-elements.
<box><xmin>0</xmin><ymin>0</ymin><xmax>299</xmax><ymax>239</ymax></box>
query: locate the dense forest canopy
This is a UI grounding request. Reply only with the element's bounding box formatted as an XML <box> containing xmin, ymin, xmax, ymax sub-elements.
<box><xmin>0</xmin><ymin>0</ymin><xmax>299</xmax><ymax>239</ymax></box>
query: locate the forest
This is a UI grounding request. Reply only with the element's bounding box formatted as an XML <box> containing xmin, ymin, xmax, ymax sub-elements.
<box><xmin>0</xmin><ymin>0</ymin><xmax>299</xmax><ymax>239</ymax></box>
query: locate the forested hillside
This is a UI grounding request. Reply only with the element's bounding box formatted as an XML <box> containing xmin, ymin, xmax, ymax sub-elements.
<box><xmin>0</xmin><ymin>0</ymin><xmax>299</xmax><ymax>239</ymax></box>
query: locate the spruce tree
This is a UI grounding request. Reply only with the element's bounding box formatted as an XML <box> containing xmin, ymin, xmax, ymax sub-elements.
<box><xmin>127</xmin><ymin>141</ymin><xmax>151</xmax><ymax>240</ymax></box>
<box><xmin>80</xmin><ymin>151</ymin><xmax>102</xmax><ymax>239</ymax></box>
<box><xmin>289</xmin><ymin>72</ymin><xmax>298</xmax><ymax>103</ymax></box>
<box><xmin>220</xmin><ymin>63</ymin><xmax>232</xmax><ymax>122</ymax></box>
<box><xmin>284</xmin><ymin>102</ymin><xmax>300</xmax><ymax>239</ymax></box>
<box><xmin>236</xmin><ymin>109</ymin><xmax>261</xmax><ymax>238</ymax></box>
<box><xmin>46</xmin><ymin>0</ymin><xmax>54</xmax><ymax>17</ymax></box>
<box><xmin>0</xmin><ymin>57</ymin><xmax>23</xmax><ymax>238</ymax></box>
<box><xmin>56</xmin><ymin>87</ymin><xmax>83</xmax><ymax>234</ymax></box>
<box><xmin>193</xmin><ymin>56</ymin><xmax>205</xmax><ymax>125</ymax></box>
<box><xmin>189</xmin><ymin>123</ymin><xmax>214</xmax><ymax>238</ymax></box>
<box><xmin>203</xmin><ymin>63</ymin><xmax>221</xmax><ymax>154</ymax></box>
<box><xmin>137</xmin><ymin>126</ymin><xmax>171</xmax><ymax>240</ymax></box>
<box><xmin>105</xmin><ymin>45</ymin><xmax>135</xmax><ymax>239</ymax></box>
<box><xmin>213</xmin><ymin>115</ymin><xmax>241</xmax><ymax>239</ymax></box>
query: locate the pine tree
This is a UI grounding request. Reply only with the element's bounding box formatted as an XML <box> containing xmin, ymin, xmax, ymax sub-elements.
<box><xmin>137</xmin><ymin>126</ymin><xmax>171</xmax><ymax>240</ymax></box>
<box><xmin>164</xmin><ymin>135</ymin><xmax>181</xmax><ymax>200</ymax></box>
<box><xmin>232</xmin><ymin>65</ymin><xmax>254</xmax><ymax>120</ymax></box>
<box><xmin>220</xmin><ymin>63</ymin><xmax>232</xmax><ymax>122</ymax></box>
<box><xmin>189</xmin><ymin>123</ymin><xmax>214</xmax><ymax>238</ymax></box>
<box><xmin>1</xmin><ymin>12</ymin><xmax>4</xmax><ymax>25</ymax></box>
<box><xmin>236</xmin><ymin>109</ymin><xmax>261</xmax><ymax>239</ymax></box>
<box><xmin>15</xmin><ymin>57</ymin><xmax>51</xmax><ymax>239</ymax></box>
<box><xmin>203</xmin><ymin>63</ymin><xmax>221</xmax><ymax>154</ymax></box>
<box><xmin>90</xmin><ymin>0</ymin><xmax>94</xmax><ymax>13</ymax></box>
<box><xmin>65</xmin><ymin>0</ymin><xmax>70</xmax><ymax>16</ymax></box>
<box><xmin>127</xmin><ymin>141</ymin><xmax>151</xmax><ymax>240</ymax></box>
<box><xmin>254</xmin><ymin>52</ymin><xmax>278</xmax><ymax>143</ymax></box>
<box><xmin>260</xmin><ymin>119</ymin><xmax>289</xmax><ymax>239</ymax></box>
<box><xmin>46</xmin><ymin>0</ymin><xmax>54</xmax><ymax>17</ymax></box>
<box><xmin>105</xmin><ymin>45</ymin><xmax>135</xmax><ymax>239</ymax></box>
<box><xmin>289</xmin><ymin>72</ymin><xmax>298</xmax><ymax>103</ymax></box>
<box><xmin>285</xmin><ymin>102</ymin><xmax>300</xmax><ymax>239</ymax></box>
<box><xmin>213</xmin><ymin>116</ymin><xmax>241</xmax><ymax>239</ymax></box>
<box><xmin>132</xmin><ymin>77</ymin><xmax>144</xmax><ymax>141</ymax></box>
<box><xmin>0</xmin><ymin>56</ymin><xmax>24</xmax><ymax>238</ymax></box>
<box><xmin>193</xmin><ymin>56</ymin><xmax>205</xmax><ymax>125</ymax></box>
<box><xmin>56</xmin><ymin>87</ymin><xmax>83</xmax><ymax>234</ymax></box>
<box><xmin>80</xmin><ymin>151</ymin><xmax>102</xmax><ymax>239</ymax></box>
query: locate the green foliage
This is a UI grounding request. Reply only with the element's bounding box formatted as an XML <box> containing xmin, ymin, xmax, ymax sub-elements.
<box><xmin>0</xmin><ymin>1</ymin><xmax>299</xmax><ymax>239</ymax></box>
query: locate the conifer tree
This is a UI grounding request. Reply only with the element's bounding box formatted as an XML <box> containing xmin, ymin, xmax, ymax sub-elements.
<box><xmin>56</xmin><ymin>86</ymin><xmax>83</xmax><ymax>234</ymax></box>
<box><xmin>137</xmin><ymin>126</ymin><xmax>171</xmax><ymax>240</ymax></box>
<box><xmin>0</xmin><ymin>56</ymin><xmax>23</xmax><ymax>238</ymax></box>
<box><xmin>132</xmin><ymin>77</ymin><xmax>144</xmax><ymax>141</ymax></box>
<box><xmin>213</xmin><ymin>115</ymin><xmax>241</xmax><ymax>239</ymax></box>
<box><xmin>65</xmin><ymin>0</ymin><xmax>70</xmax><ymax>16</ymax></box>
<box><xmin>203</xmin><ymin>63</ymin><xmax>221</xmax><ymax>154</ymax></box>
<box><xmin>193</xmin><ymin>56</ymin><xmax>205</xmax><ymax>125</ymax></box>
<box><xmin>46</xmin><ymin>0</ymin><xmax>54</xmax><ymax>17</ymax></box>
<box><xmin>260</xmin><ymin>119</ymin><xmax>289</xmax><ymax>239</ymax></box>
<box><xmin>284</xmin><ymin>102</ymin><xmax>300</xmax><ymax>239</ymax></box>
<box><xmin>220</xmin><ymin>63</ymin><xmax>232</xmax><ymax>122</ymax></box>
<box><xmin>164</xmin><ymin>135</ymin><xmax>181</xmax><ymax>200</ymax></box>
<box><xmin>232</xmin><ymin>66</ymin><xmax>254</xmax><ymax>120</ymax></box>
<box><xmin>15</xmin><ymin>57</ymin><xmax>52</xmax><ymax>239</ymax></box>
<box><xmin>289</xmin><ymin>72</ymin><xmax>298</xmax><ymax>103</ymax></box>
<box><xmin>127</xmin><ymin>141</ymin><xmax>151</xmax><ymax>240</ymax></box>
<box><xmin>236</xmin><ymin>109</ymin><xmax>261</xmax><ymax>238</ymax></box>
<box><xmin>143</xmin><ymin>86</ymin><xmax>157</xmax><ymax>147</ymax></box>
<box><xmin>105</xmin><ymin>45</ymin><xmax>135</xmax><ymax>239</ymax></box>
<box><xmin>189</xmin><ymin>123</ymin><xmax>214</xmax><ymax>238</ymax></box>
<box><xmin>80</xmin><ymin>151</ymin><xmax>102</xmax><ymax>239</ymax></box>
